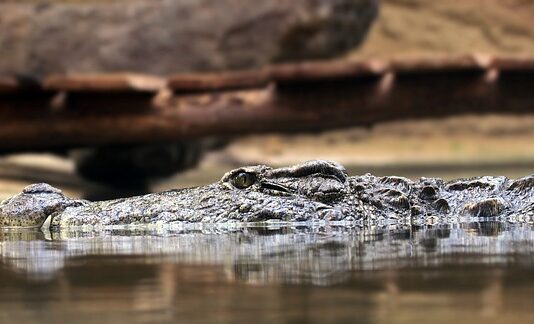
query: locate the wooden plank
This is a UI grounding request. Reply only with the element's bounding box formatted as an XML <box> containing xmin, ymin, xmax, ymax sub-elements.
<box><xmin>43</xmin><ymin>73</ymin><xmax>165</xmax><ymax>92</ymax></box>
<box><xmin>492</xmin><ymin>56</ymin><xmax>534</xmax><ymax>71</ymax></box>
<box><xmin>1</xmin><ymin>55</ymin><xmax>534</xmax><ymax>151</ymax></box>
<box><xmin>0</xmin><ymin>77</ymin><xmax>19</xmax><ymax>93</ymax></box>
<box><xmin>167</xmin><ymin>59</ymin><xmax>387</xmax><ymax>91</ymax></box>
<box><xmin>390</xmin><ymin>55</ymin><xmax>490</xmax><ymax>74</ymax></box>
<box><xmin>269</xmin><ymin>59</ymin><xmax>387</xmax><ymax>83</ymax></box>
<box><xmin>1</xmin><ymin>67</ymin><xmax>533</xmax><ymax>151</ymax></box>
<box><xmin>0</xmin><ymin>76</ymin><xmax>42</xmax><ymax>94</ymax></box>
<box><xmin>168</xmin><ymin>69</ymin><xmax>270</xmax><ymax>92</ymax></box>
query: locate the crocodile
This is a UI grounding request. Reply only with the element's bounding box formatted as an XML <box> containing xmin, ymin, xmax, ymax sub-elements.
<box><xmin>0</xmin><ymin>160</ymin><xmax>533</xmax><ymax>229</ymax></box>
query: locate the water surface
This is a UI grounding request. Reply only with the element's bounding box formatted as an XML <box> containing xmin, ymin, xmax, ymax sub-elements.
<box><xmin>2</xmin><ymin>223</ymin><xmax>534</xmax><ymax>323</ymax></box>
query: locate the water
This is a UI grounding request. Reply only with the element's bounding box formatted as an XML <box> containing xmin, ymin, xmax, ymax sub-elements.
<box><xmin>2</xmin><ymin>223</ymin><xmax>534</xmax><ymax>323</ymax></box>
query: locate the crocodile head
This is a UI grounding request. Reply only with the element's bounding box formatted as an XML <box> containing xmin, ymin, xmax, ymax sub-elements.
<box><xmin>37</xmin><ymin>160</ymin><xmax>352</xmax><ymax>228</ymax></box>
<box><xmin>211</xmin><ymin>159</ymin><xmax>351</xmax><ymax>222</ymax></box>
<box><xmin>0</xmin><ymin>183</ymin><xmax>82</xmax><ymax>228</ymax></box>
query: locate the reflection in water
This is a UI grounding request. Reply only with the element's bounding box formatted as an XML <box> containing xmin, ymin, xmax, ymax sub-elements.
<box><xmin>1</xmin><ymin>223</ymin><xmax>534</xmax><ymax>323</ymax></box>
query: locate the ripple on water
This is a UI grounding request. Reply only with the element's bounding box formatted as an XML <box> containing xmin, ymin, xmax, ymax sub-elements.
<box><xmin>1</xmin><ymin>223</ymin><xmax>534</xmax><ymax>323</ymax></box>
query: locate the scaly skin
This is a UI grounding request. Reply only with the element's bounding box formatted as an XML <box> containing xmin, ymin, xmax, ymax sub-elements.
<box><xmin>0</xmin><ymin>160</ymin><xmax>533</xmax><ymax>229</ymax></box>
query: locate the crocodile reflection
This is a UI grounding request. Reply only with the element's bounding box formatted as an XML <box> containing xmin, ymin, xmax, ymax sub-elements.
<box><xmin>2</xmin><ymin>224</ymin><xmax>534</xmax><ymax>285</ymax></box>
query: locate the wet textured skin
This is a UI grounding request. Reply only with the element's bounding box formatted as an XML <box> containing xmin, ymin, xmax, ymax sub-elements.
<box><xmin>0</xmin><ymin>160</ymin><xmax>533</xmax><ymax>229</ymax></box>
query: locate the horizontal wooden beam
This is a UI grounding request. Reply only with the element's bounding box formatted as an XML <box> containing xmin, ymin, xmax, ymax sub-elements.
<box><xmin>43</xmin><ymin>73</ymin><xmax>166</xmax><ymax>92</ymax></box>
<box><xmin>168</xmin><ymin>70</ymin><xmax>271</xmax><ymax>92</ymax></box>
<box><xmin>1</xmin><ymin>54</ymin><xmax>532</xmax><ymax>93</ymax></box>
<box><xmin>0</xmin><ymin>55</ymin><xmax>533</xmax><ymax>152</ymax></box>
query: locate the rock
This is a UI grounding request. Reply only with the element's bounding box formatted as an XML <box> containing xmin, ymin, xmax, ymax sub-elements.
<box><xmin>0</xmin><ymin>0</ymin><xmax>379</xmax><ymax>76</ymax></box>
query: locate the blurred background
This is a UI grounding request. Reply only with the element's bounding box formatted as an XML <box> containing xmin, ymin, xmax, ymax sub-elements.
<box><xmin>0</xmin><ymin>0</ymin><xmax>533</xmax><ymax>200</ymax></box>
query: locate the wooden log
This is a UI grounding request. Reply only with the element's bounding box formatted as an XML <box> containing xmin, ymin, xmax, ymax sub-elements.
<box><xmin>43</xmin><ymin>74</ymin><xmax>165</xmax><ymax>93</ymax></box>
<box><xmin>491</xmin><ymin>56</ymin><xmax>534</xmax><ymax>71</ymax></box>
<box><xmin>390</xmin><ymin>54</ymin><xmax>490</xmax><ymax>73</ymax></box>
<box><xmin>0</xmin><ymin>67</ymin><xmax>533</xmax><ymax>151</ymax></box>
<box><xmin>0</xmin><ymin>76</ymin><xmax>42</xmax><ymax>94</ymax></box>
<box><xmin>269</xmin><ymin>59</ymin><xmax>387</xmax><ymax>83</ymax></box>
<box><xmin>168</xmin><ymin>70</ymin><xmax>271</xmax><ymax>93</ymax></box>
<box><xmin>1</xmin><ymin>55</ymin><xmax>534</xmax><ymax>152</ymax></box>
<box><xmin>0</xmin><ymin>77</ymin><xmax>19</xmax><ymax>94</ymax></box>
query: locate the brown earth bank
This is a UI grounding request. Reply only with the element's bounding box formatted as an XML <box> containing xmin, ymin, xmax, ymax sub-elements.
<box><xmin>352</xmin><ymin>0</ymin><xmax>534</xmax><ymax>59</ymax></box>
<box><xmin>225</xmin><ymin>115</ymin><xmax>534</xmax><ymax>167</ymax></box>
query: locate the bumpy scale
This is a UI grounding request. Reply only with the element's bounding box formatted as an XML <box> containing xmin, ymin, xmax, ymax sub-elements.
<box><xmin>1</xmin><ymin>160</ymin><xmax>533</xmax><ymax>229</ymax></box>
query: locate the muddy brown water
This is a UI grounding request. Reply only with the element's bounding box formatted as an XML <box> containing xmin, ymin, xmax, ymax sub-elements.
<box><xmin>2</xmin><ymin>222</ymin><xmax>534</xmax><ymax>323</ymax></box>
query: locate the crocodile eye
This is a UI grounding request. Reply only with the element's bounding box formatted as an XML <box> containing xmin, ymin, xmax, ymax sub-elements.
<box><xmin>232</xmin><ymin>172</ymin><xmax>256</xmax><ymax>189</ymax></box>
